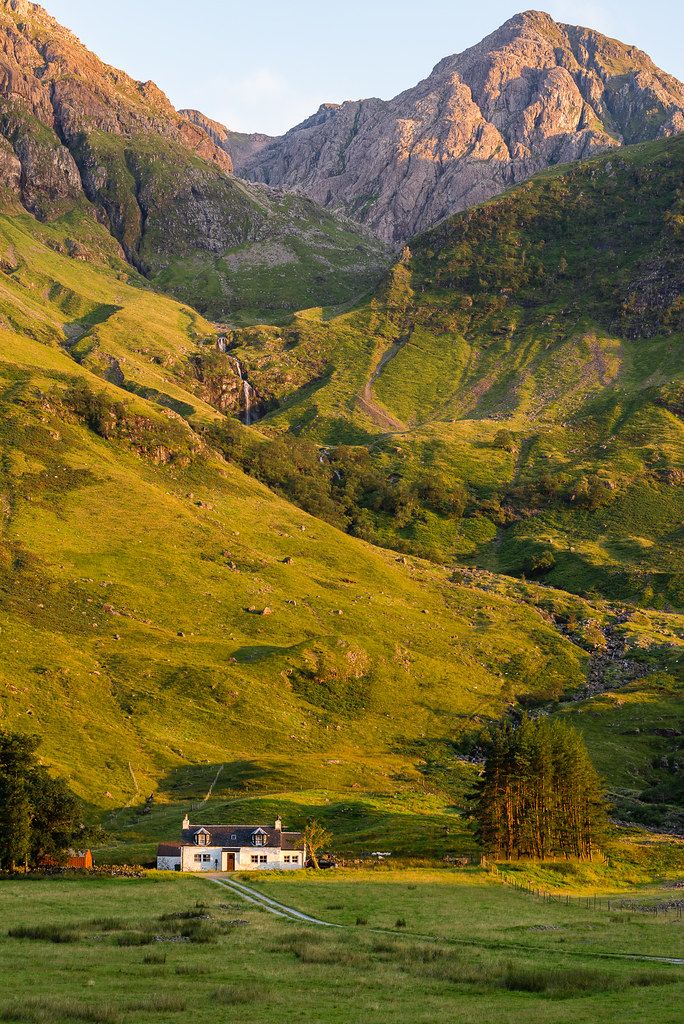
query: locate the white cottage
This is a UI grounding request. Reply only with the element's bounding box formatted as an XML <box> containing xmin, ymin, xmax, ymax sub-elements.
<box><xmin>156</xmin><ymin>815</ymin><xmax>306</xmax><ymax>872</ymax></box>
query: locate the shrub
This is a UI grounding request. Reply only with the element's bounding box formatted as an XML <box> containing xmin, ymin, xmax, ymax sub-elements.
<box><xmin>62</xmin><ymin>381</ymin><xmax>125</xmax><ymax>440</ymax></box>
<box><xmin>127</xmin><ymin>994</ymin><xmax>186</xmax><ymax>1013</ymax></box>
<box><xmin>492</xmin><ymin>429</ymin><xmax>516</xmax><ymax>452</ymax></box>
<box><xmin>142</xmin><ymin>950</ymin><xmax>167</xmax><ymax>965</ymax></box>
<box><xmin>524</xmin><ymin>548</ymin><xmax>556</xmax><ymax>575</ymax></box>
<box><xmin>499</xmin><ymin>964</ymin><xmax>627</xmax><ymax>997</ymax></box>
<box><xmin>159</xmin><ymin>909</ymin><xmax>208</xmax><ymax>922</ymax></box>
<box><xmin>179</xmin><ymin>921</ymin><xmax>220</xmax><ymax>944</ymax></box>
<box><xmin>88</xmin><ymin>917</ymin><xmax>125</xmax><ymax>932</ymax></box>
<box><xmin>0</xmin><ymin>997</ymin><xmax>116</xmax><ymax>1022</ymax></box>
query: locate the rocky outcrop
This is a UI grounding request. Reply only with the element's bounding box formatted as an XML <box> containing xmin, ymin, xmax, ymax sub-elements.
<box><xmin>0</xmin><ymin>1</ymin><xmax>386</xmax><ymax>318</ymax></box>
<box><xmin>0</xmin><ymin>0</ymin><xmax>236</xmax><ymax>233</ymax></box>
<box><xmin>181</xmin><ymin>108</ymin><xmax>273</xmax><ymax>166</ymax></box>
<box><xmin>237</xmin><ymin>10</ymin><xmax>684</xmax><ymax>243</ymax></box>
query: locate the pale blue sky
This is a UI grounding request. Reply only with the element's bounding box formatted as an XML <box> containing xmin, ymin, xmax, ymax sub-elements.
<box><xmin>44</xmin><ymin>1</ymin><xmax>683</xmax><ymax>135</ymax></box>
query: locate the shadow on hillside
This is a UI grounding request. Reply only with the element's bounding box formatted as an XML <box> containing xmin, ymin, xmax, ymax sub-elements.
<box><xmin>232</xmin><ymin>644</ymin><xmax>293</xmax><ymax>664</ymax></box>
<box><xmin>150</xmin><ymin>789</ymin><xmax>472</xmax><ymax>854</ymax></box>
<box><xmin>121</xmin><ymin>380</ymin><xmax>196</xmax><ymax>418</ymax></box>
<box><xmin>65</xmin><ymin>304</ymin><xmax>122</xmax><ymax>335</ymax></box>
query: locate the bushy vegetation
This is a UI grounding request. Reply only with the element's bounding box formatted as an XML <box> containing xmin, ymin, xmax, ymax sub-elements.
<box><xmin>0</xmin><ymin>732</ymin><xmax>95</xmax><ymax>872</ymax></box>
<box><xmin>207</xmin><ymin>426</ymin><xmax>469</xmax><ymax>546</ymax></box>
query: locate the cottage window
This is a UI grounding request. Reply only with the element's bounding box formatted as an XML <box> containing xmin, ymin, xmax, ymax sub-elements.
<box><xmin>259</xmin><ymin>855</ymin><xmax>267</xmax><ymax>863</ymax></box>
<box><xmin>283</xmin><ymin>856</ymin><xmax>291</xmax><ymax>863</ymax></box>
<box><xmin>253</xmin><ymin>833</ymin><xmax>265</xmax><ymax>846</ymax></box>
<box><xmin>195</xmin><ymin>832</ymin><xmax>209</xmax><ymax>846</ymax></box>
<box><xmin>251</xmin><ymin>855</ymin><xmax>259</xmax><ymax>864</ymax></box>
<box><xmin>292</xmin><ymin>855</ymin><xmax>299</xmax><ymax>863</ymax></box>
<box><xmin>194</xmin><ymin>854</ymin><xmax>201</xmax><ymax>862</ymax></box>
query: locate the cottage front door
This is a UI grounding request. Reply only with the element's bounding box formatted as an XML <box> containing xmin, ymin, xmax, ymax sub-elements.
<box><xmin>221</xmin><ymin>852</ymin><xmax>235</xmax><ymax>872</ymax></box>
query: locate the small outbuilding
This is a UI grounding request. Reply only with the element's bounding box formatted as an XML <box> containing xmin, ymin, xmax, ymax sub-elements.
<box><xmin>39</xmin><ymin>849</ymin><xmax>93</xmax><ymax>869</ymax></box>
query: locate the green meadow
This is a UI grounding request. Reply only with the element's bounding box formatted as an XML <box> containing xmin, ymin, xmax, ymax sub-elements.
<box><xmin>0</xmin><ymin>872</ymin><xmax>681</xmax><ymax>1024</ymax></box>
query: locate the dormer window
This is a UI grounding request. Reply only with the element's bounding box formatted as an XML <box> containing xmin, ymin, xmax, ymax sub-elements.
<box><xmin>251</xmin><ymin>828</ymin><xmax>268</xmax><ymax>847</ymax></box>
<box><xmin>194</xmin><ymin>829</ymin><xmax>210</xmax><ymax>846</ymax></box>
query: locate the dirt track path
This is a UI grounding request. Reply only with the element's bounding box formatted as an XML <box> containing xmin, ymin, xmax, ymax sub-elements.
<box><xmin>356</xmin><ymin>330</ymin><xmax>413</xmax><ymax>432</ymax></box>
<box><xmin>209</xmin><ymin>875</ymin><xmax>337</xmax><ymax>926</ymax></box>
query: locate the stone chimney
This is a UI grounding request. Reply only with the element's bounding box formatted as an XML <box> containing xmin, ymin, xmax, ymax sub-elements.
<box><xmin>274</xmin><ymin>816</ymin><xmax>282</xmax><ymax>832</ymax></box>
<box><xmin>182</xmin><ymin>813</ymin><xmax>190</xmax><ymax>830</ymax></box>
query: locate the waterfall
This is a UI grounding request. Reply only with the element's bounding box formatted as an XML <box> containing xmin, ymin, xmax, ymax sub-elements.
<box><xmin>231</xmin><ymin>356</ymin><xmax>255</xmax><ymax>426</ymax></box>
<box><xmin>242</xmin><ymin>379</ymin><xmax>252</xmax><ymax>426</ymax></box>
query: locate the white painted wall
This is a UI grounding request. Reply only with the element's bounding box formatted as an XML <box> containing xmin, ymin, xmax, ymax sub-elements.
<box><xmin>156</xmin><ymin>855</ymin><xmax>181</xmax><ymax>871</ymax></box>
<box><xmin>235</xmin><ymin>845</ymin><xmax>305</xmax><ymax>870</ymax></box>
<box><xmin>176</xmin><ymin>844</ymin><xmax>306</xmax><ymax>871</ymax></box>
<box><xmin>181</xmin><ymin>846</ymin><xmax>224</xmax><ymax>872</ymax></box>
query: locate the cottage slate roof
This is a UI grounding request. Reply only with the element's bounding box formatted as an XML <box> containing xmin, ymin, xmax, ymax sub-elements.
<box><xmin>281</xmin><ymin>831</ymin><xmax>306</xmax><ymax>851</ymax></box>
<box><xmin>180</xmin><ymin>824</ymin><xmax>304</xmax><ymax>850</ymax></box>
<box><xmin>157</xmin><ymin>843</ymin><xmax>181</xmax><ymax>856</ymax></box>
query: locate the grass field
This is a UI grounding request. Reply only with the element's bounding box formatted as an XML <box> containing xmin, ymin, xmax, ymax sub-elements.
<box><xmin>0</xmin><ymin>872</ymin><xmax>681</xmax><ymax>1023</ymax></box>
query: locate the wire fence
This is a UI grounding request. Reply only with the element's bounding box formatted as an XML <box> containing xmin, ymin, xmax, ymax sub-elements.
<box><xmin>487</xmin><ymin>863</ymin><xmax>683</xmax><ymax>920</ymax></box>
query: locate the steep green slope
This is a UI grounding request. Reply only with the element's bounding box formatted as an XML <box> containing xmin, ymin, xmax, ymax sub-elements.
<box><xmin>0</xmin><ymin>201</ymin><xmax>597</xmax><ymax>812</ymax></box>
<box><xmin>229</xmin><ymin>137</ymin><xmax>684</xmax><ymax>609</ymax></box>
<box><xmin>0</xmin><ymin>167</ymin><xmax>681</xmax><ymax>840</ymax></box>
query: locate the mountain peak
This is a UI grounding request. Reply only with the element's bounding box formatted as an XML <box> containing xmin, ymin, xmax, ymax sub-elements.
<box><xmin>239</xmin><ymin>12</ymin><xmax>684</xmax><ymax>243</ymax></box>
<box><xmin>511</xmin><ymin>9</ymin><xmax>556</xmax><ymax>26</ymax></box>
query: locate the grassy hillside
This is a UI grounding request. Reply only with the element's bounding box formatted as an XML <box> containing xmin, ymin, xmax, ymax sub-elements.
<box><xmin>0</xmin><ymin>191</ymin><xmax>681</xmax><ymax>844</ymax></box>
<box><xmin>0</xmin><ymin>201</ymin><xmax>605</xmax><ymax>815</ymax></box>
<box><xmin>228</xmin><ymin>136</ymin><xmax>684</xmax><ymax>609</ymax></box>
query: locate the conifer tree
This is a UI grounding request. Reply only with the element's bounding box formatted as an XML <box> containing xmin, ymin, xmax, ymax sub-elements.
<box><xmin>0</xmin><ymin>732</ymin><xmax>36</xmax><ymax>871</ymax></box>
<box><xmin>473</xmin><ymin>717</ymin><xmax>607</xmax><ymax>860</ymax></box>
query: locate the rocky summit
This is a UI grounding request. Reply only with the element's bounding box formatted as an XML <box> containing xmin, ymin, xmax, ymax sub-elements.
<box><xmin>229</xmin><ymin>10</ymin><xmax>684</xmax><ymax>243</ymax></box>
<box><xmin>0</xmin><ymin>0</ymin><xmax>387</xmax><ymax>320</ymax></box>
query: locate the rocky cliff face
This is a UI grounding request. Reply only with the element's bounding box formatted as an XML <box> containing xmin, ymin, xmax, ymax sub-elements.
<box><xmin>181</xmin><ymin>108</ymin><xmax>274</xmax><ymax>166</ymax></box>
<box><xmin>0</xmin><ymin>0</ymin><xmax>233</xmax><ymax>223</ymax></box>
<box><xmin>235</xmin><ymin>10</ymin><xmax>684</xmax><ymax>243</ymax></box>
<box><xmin>0</xmin><ymin>1</ymin><xmax>386</xmax><ymax>319</ymax></box>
